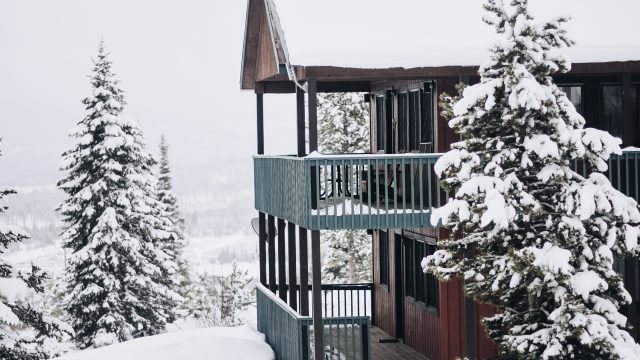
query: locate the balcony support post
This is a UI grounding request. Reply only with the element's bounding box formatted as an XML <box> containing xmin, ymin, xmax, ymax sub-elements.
<box><xmin>277</xmin><ymin>218</ymin><xmax>287</xmax><ymax>301</ymax></box>
<box><xmin>299</xmin><ymin>227</ymin><xmax>310</xmax><ymax>316</ymax></box>
<box><xmin>258</xmin><ymin>212</ymin><xmax>267</xmax><ymax>286</ymax></box>
<box><xmin>267</xmin><ymin>215</ymin><xmax>276</xmax><ymax>293</ymax></box>
<box><xmin>308</xmin><ymin>78</ymin><xmax>318</xmax><ymax>152</ymax></box>
<box><xmin>311</xmin><ymin>230</ymin><xmax>324</xmax><ymax>359</ymax></box>
<box><xmin>287</xmin><ymin>221</ymin><xmax>298</xmax><ymax>311</ymax></box>
<box><xmin>256</xmin><ymin>92</ymin><xmax>264</xmax><ymax>155</ymax></box>
<box><xmin>297</xmin><ymin>83</ymin><xmax>306</xmax><ymax>157</ymax></box>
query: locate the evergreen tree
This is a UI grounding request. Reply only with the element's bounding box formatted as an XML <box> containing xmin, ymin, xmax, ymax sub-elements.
<box><xmin>157</xmin><ymin>135</ymin><xmax>190</xmax><ymax>312</ymax></box>
<box><xmin>58</xmin><ymin>42</ymin><xmax>179</xmax><ymax>349</ymax></box>
<box><xmin>318</xmin><ymin>93</ymin><xmax>372</xmax><ymax>283</ymax></box>
<box><xmin>185</xmin><ymin>263</ymin><xmax>253</xmax><ymax>327</ymax></box>
<box><xmin>323</xmin><ymin>231</ymin><xmax>371</xmax><ymax>283</ymax></box>
<box><xmin>318</xmin><ymin>93</ymin><xmax>369</xmax><ymax>155</ymax></box>
<box><xmin>0</xmin><ymin>141</ymin><xmax>73</xmax><ymax>360</ymax></box>
<box><xmin>218</xmin><ymin>261</ymin><xmax>253</xmax><ymax>326</ymax></box>
<box><xmin>424</xmin><ymin>1</ymin><xmax>640</xmax><ymax>358</ymax></box>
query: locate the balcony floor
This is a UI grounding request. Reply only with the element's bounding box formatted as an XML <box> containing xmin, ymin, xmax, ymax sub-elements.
<box><xmin>371</xmin><ymin>327</ymin><xmax>427</xmax><ymax>360</ymax></box>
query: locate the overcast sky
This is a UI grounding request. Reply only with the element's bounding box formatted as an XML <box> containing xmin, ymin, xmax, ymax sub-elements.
<box><xmin>0</xmin><ymin>0</ymin><xmax>297</xmax><ymax>187</ymax></box>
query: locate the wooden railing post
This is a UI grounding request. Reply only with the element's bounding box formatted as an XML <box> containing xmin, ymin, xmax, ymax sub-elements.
<box><xmin>311</xmin><ymin>230</ymin><xmax>324</xmax><ymax>360</ymax></box>
<box><xmin>299</xmin><ymin>228</ymin><xmax>310</xmax><ymax>316</ymax></box>
<box><xmin>259</xmin><ymin>212</ymin><xmax>267</xmax><ymax>286</ymax></box>
<box><xmin>268</xmin><ymin>215</ymin><xmax>277</xmax><ymax>293</ymax></box>
<box><xmin>288</xmin><ymin>221</ymin><xmax>298</xmax><ymax>311</ymax></box>
<box><xmin>278</xmin><ymin>218</ymin><xmax>287</xmax><ymax>301</ymax></box>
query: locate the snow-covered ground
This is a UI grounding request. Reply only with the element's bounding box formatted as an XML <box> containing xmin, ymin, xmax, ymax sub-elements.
<box><xmin>53</xmin><ymin>326</ymin><xmax>274</xmax><ymax>360</ymax></box>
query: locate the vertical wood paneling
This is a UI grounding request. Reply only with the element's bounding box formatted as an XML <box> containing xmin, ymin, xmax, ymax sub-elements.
<box><xmin>404</xmin><ymin>301</ymin><xmax>439</xmax><ymax>359</ymax></box>
<box><xmin>373</xmin><ymin>230</ymin><xmax>396</xmax><ymax>337</ymax></box>
<box><xmin>255</xmin><ymin>12</ymin><xmax>279</xmax><ymax>82</ymax></box>
<box><xmin>475</xmin><ymin>303</ymin><xmax>498</xmax><ymax>359</ymax></box>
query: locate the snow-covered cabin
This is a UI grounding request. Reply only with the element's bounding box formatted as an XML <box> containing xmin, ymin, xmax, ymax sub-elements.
<box><xmin>241</xmin><ymin>1</ymin><xmax>640</xmax><ymax>359</ymax></box>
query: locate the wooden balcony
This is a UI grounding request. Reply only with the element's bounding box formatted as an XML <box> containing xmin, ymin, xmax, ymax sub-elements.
<box><xmin>253</xmin><ymin>153</ymin><xmax>445</xmax><ymax>230</ymax></box>
<box><xmin>257</xmin><ymin>283</ymin><xmax>372</xmax><ymax>360</ymax></box>
<box><xmin>254</xmin><ymin>150</ymin><xmax>640</xmax><ymax>231</ymax></box>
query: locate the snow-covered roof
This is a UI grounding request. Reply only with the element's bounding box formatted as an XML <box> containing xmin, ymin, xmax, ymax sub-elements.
<box><xmin>272</xmin><ymin>0</ymin><xmax>640</xmax><ymax>69</ymax></box>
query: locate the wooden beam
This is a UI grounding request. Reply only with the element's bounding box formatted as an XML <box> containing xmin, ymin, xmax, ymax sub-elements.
<box><xmin>287</xmin><ymin>222</ymin><xmax>298</xmax><ymax>311</ymax></box>
<box><xmin>258</xmin><ymin>212</ymin><xmax>267</xmax><ymax>285</ymax></box>
<box><xmin>317</xmin><ymin>81</ymin><xmax>371</xmax><ymax>93</ymax></box>
<box><xmin>299</xmin><ymin>227</ymin><xmax>310</xmax><ymax>316</ymax></box>
<box><xmin>277</xmin><ymin>218</ymin><xmax>287</xmax><ymax>301</ymax></box>
<box><xmin>262</xmin><ymin>81</ymin><xmax>296</xmax><ymax>94</ymax></box>
<box><xmin>256</xmin><ymin>93</ymin><xmax>264</xmax><ymax>154</ymax></box>
<box><xmin>308</xmin><ymin>78</ymin><xmax>318</xmax><ymax>152</ymax></box>
<box><xmin>311</xmin><ymin>230</ymin><xmax>324</xmax><ymax>359</ymax></box>
<box><xmin>623</xmin><ymin>72</ymin><xmax>634</xmax><ymax>146</ymax></box>
<box><xmin>267</xmin><ymin>215</ymin><xmax>276</xmax><ymax>293</ymax></box>
<box><xmin>297</xmin><ymin>85</ymin><xmax>306</xmax><ymax>157</ymax></box>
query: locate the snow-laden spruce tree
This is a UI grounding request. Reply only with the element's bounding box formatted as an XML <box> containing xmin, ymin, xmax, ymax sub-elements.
<box><xmin>157</xmin><ymin>135</ymin><xmax>190</xmax><ymax>308</ymax></box>
<box><xmin>58</xmin><ymin>42</ymin><xmax>179</xmax><ymax>349</ymax></box>
<box><xmin>423</xmin><ymin>1</ymin><xmax>640</xmax><ymax>359</ymax></box>
<box><xmin>218</xmin><ymin>261</ymin><xmax>253</xmax><ymax>326</ymax></box>
<box><xmin>0</xmin><ymin>142</ymin><xmax>73</xmax><ymax>360</ymax></box>
<box><xmin>318</xmin><ymin>93</ymin><xmax>372</xmax><ymax>283</ymax></box>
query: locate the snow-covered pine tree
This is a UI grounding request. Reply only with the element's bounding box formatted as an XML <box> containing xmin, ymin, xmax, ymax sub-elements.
<box><xmin>423</xmin><ymin>1</ymin><xmax>640</xmax><ymax>359</ymax></box>
<box><xmin>58</xmin><ymin>42</ymin><xmax>179</xmax><ymax>349</ymax></box>
<box><xmin>0</xmin><ymin>142</ymin><xmax>73</xmax><ymax>360</ymax></box>
<box><xmin>323</xmin><ymin>231</ymin><xmax>371</xmax><ymax>284</ymax></box>
<box><xmin>318</xmin><ymin>93</ymin><xmax>369</xmax><ymax>155</ymax></box>
<box><xmin>157</xmin><ymin>135</ymin><xmax>190</xmax><ymax>309</ymax></box>
<box><xmin>218</xmin><ymin>261</ymin><xmax>253</xmax><ymax>326</ymax></box>
<box><xmin>318</xmin><ymin>93</ymin><xmax>372</xmax><ymax>283</ymax></box>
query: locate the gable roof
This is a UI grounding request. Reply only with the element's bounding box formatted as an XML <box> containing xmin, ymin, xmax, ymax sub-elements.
<box><xmin>240</xmin><ymin>0</ymin><xmax>640</xmax><ymax>90</ymax></box>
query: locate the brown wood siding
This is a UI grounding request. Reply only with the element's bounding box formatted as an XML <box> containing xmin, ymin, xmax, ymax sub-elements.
<box><xmin>373</xmin><ymin>230</ymin><xmax>396</xmax><ymax>337</ymax></box>
<box><xmin>404</xmin><ymin>300</ymin><xmax>439</xmax><ymax>359</ymax></box>
<box><xmin>255</xmin><ymin>12</ymin><xmax>279</xmax><ymax>82</ymax></box>
<box><xmin>475</xmin><ymin>303</ymin><xmax>498</xmax><ymax>360</ymax></box>
<box><xmin>437</xmin><ymin>279</ymin><xmax>467</xmax><ymax>360</ymax></box>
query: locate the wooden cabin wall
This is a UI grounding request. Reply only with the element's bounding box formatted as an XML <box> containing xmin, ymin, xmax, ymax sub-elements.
<box><xmin>254</xmin><ymin>12</ymin><xmax>279</xmax><ymax>82</ymax></box>
<box><xmin>404</xmin><ymin>300</ymin><xmax>440</xmax><ymax>359</ymax></box>
<box><xmin>475</xmin><ymin>303</ymin><xmax>499</xmax><ymax>359</ymax></box>
<box><xmin>372</xmin><ymin>230</ymin><xmax>397</xmax><ymax>337</ymax></box>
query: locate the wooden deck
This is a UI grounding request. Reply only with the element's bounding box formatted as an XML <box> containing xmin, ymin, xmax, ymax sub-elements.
<box><xmin>371</xmin><ymin>326</ymin><xmax>428</xmax><ymax>360</ymax></box>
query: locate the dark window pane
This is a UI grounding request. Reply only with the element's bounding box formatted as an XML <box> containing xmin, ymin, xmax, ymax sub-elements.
<box><xmin>426</xmin><ymin>244</ymin><xmax>438</xmax><ymax>308</ymax></box>
<box><xmin>420</xmin><ymin>90</ymin><xmax>433</xmax><ymax>147</ymax></box>
<box><xmin>379</xmin><ymin>231</ymin><xmax>389</xmax><ymax>286</ymax></box>
<box><xmin>415</xmin><ymin>241</ymin><xmax>426</xmax><ymax>303</ymax></box>
<box><xmin>408</xmin><ymin>91</ymin><xmax>420</xmax><ymax>151</ymax></box>
<box><xmin>559</xmin><ymin>85</ymin><xmax>583</xmax><ymax>114</ymax></box>
<box><xmin>376</xmin><ymin>97</ymin><xmax>385</xmax><ymax>152</ymax></box>
<box><xmin>398</xmin><ymin>93</ymin><xmax>408</xmax><ymax>152</ymax></box>
<box><xmin>602</xmin><ymin>85</ymin><xmax>624</xmax><ymax>140</ymax></box>
<box><xmin>404</xmin><ymin>238</ymin><xmax>414</xmax><ymax>298</ymax></box>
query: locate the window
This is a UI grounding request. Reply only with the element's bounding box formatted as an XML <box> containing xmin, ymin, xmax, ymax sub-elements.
<box><xmin>403</xmin><ymin>235</ymin><xmax>438</xmax><ymax>308</ymax></box>
<box><xmin>602</xmin><ymin>85</ymin><xmax>624</xmax><ymax>140</ymax></box>
<box><xmin>397</xmin><ymin>92</ymin><xmax>408</xmax><ymax>152</ymax></box>
<box><xmin>376</xmin><ymin>96</ymin><xmax>385</xmax><ymax>152</ymax></box>
<box><xmin>379</xmin><ymin>231</ymin><xmax>389</xmax><ymax>287</ymax></box>
<box><xmin>397</xmin><ymin>87</ymin><xmax>433</xmax><ymax>153</ymax></box>
<box><xmin>559</xmin><ymin>85</ymin><xmax>583</xmax><ymax>114</ymax></box>
<box><xmin>420</xmin><ymin>89</ymin><xmax>433</xmax><ymax>148</ymax></box>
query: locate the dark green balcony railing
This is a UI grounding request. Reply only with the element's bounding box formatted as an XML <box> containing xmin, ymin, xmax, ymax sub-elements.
<box><xmin>254</xmin><ymin>153</ymin><xmax>445</xmax><ymax>230</ymax></box>
<box><xmin>254</xmin><ymin>151</ymin><xmax>640</xmax><ymax>231</ymax></box>
<box><xmin>257</xmin><ymin>284</ymin><xmax>371</xmax><ymax>360</ymax></box>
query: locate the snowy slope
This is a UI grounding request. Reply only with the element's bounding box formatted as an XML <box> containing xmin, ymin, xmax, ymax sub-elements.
<box><xmin>54</xmin><ymin>326</ymin><xmax>274</xmax><ymax>360</ymax></box>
